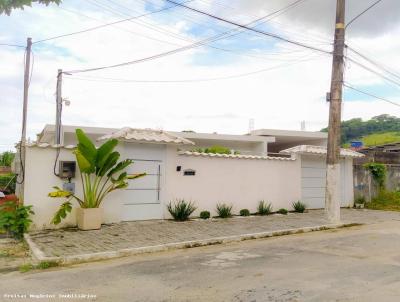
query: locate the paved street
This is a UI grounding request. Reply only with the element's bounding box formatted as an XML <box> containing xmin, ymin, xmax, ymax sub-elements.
<box><xmin>3</xmin><ymin>218</ymin><xmax>400</xmax><ymax>301</ymax></box>
<box><xmin>26</xmin><ymin>209</ymin><xmax>400</xmax><ymax>259</ymax></box>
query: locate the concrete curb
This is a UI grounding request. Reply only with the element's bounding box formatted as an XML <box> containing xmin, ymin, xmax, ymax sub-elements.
<box><xmin>25</xmin><ymin>223</ymin><xmax>360</xmax><ymax>265</ymax></box>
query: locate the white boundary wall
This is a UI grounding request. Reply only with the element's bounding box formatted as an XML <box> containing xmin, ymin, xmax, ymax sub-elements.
<box><xmin>164</xmin><ymin>148</ymin><xmax>302</xmax><ymax>216</ymax></box>
<box><xmin>22</xmin><ymin>144</ymin><xmax>354</xmax><ymax>230</ymax></box>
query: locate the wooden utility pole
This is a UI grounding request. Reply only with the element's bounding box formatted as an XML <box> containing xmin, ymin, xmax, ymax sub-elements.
<box><xmin>18</xmin><ymin>37</ymin><xmax>32</xmax><ymax>200</ymax></box>
<box><xmin>326</xmin><ymin>0</ymin><xmax>346</xmax><ymax>223</ymax></box>
<box><xmin>55</xmin><ymin>69</ymin><xmax>63</xmax><ymax>145</ymax></box>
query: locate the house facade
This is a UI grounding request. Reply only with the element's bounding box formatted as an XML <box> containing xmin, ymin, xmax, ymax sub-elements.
<box><xmin>17</xmin><ymin>125</ymin><xmax>362</xmax><ymax>230</ymax></box>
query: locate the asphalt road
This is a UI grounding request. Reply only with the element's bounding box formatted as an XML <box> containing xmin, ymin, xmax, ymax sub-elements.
<box><xmin>2</xmin><ymin>221</ymin><xmax>400</xmax><ymax>302</ymax></box>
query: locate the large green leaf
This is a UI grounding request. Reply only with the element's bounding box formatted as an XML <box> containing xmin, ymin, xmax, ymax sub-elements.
<box><xmin>107</xmin><ymin>159</ymin><xmax>133</xmax><ymax>177</ymax></box>
<box><xmin>98</xmin><ymin>151</ymin><xmax>120</xmax><ymax>176</ymax></box>
<box><xmin>76</xmin><ymin>129</ymin><xmax>96</xmax><ymax>172</ymax></box>
<box><xmin>96</xmin><ymin>139</ymin><xmax>118</xmax><ymax>172</ymax></box>
<box><xmin>74</xmin><ymin>150</ymin><xmax>93</xmax><ymax>174</ymax></box>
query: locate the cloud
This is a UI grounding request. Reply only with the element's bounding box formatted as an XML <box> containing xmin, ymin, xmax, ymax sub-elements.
<box><xmin>230</xmin><ymin>0</ymin><xmax>400</xmax><ymax>38</ymax></box>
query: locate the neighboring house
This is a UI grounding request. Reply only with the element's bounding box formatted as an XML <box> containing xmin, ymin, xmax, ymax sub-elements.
<box><xmin>16</xmin><ymin>125</ymin><xmax>362</xmax><ymax>230</ymax></box>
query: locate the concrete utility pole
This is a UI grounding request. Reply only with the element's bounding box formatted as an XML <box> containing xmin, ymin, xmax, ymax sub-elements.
<box><xmin>326</xmin><ymin>0</ymin><xmax>346</xmax><ymax>223</ymax></box>
<box><xmin>55</xmin><ymin>69</ymin><xmax>63</xmax><ymax>145</ymax></box>
<box><xmin>18</xmin><ymin>37</ymin><xmax>32</xmax><ymax>200</ymax></box>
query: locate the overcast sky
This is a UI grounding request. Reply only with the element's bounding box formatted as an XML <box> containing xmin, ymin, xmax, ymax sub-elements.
<box><xmin>1</xmin><ymin>0</ymin><xmax>400</xmax><ymax>151</ymax></box>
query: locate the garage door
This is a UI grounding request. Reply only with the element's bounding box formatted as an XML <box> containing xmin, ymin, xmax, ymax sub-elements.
<box><xmin>121</xmin><ymin>159</ymin><xmax>163</xmax><ymax>221</ymax></box>
<box><xmin>301</xmin><ymin>157</ymin><xmax>346</xmax><ymax>209</ymax></box>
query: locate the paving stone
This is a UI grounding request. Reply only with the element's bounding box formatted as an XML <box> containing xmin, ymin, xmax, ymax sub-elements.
<box><xmin>27</xmin><ymin>209</ymin><xmax>400</xmax><ymax>258</ymax></box>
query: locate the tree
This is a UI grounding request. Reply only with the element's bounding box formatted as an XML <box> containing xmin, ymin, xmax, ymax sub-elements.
<box><xmin>0</xmin><ymin>151</ymin><xmax>15</xmax><ymax>167</ymax></box>
<box><xmin>321</xmin><ymin>114</ymin><xmax>400</xmax><ymax>145</ymax></box>
<box><xmin>0</xmin><ymin>0</ymin><xmax>61</xmax><ymax>15</ymax></box>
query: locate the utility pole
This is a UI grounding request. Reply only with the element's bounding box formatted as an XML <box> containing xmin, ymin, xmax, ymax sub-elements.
<box><xmin>18</xmin><ymin>37</ymin><xmax>32</xmax><ymax>201</ymax></box>
<box><xmin>326</xmin><ymin>0</ymin><xmax>345</xmax><ymax>223</ymax></box>
<box><xmin>55</xmin><ymin>69</ymin><xmax>63</xmax><ymax>145</ymax></box>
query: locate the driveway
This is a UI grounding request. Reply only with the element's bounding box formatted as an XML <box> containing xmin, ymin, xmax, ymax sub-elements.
<box><xmin>2</xmin><ymin>218</ymin><xmax>400</xmax><ymax>301</ymax></box>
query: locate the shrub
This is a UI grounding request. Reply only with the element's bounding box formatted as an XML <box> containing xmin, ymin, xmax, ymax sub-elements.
<box><xmin>216</xmin><ymin>203</ymin><xmax>233</xmax><ymax>218</ymax></box>
<box><xmin>292</xmin><ymin>201</ymin><xmax>307</xmax><ymax>213</ymax></box>
<box><xmin>167</xmin><ymin>199</ymin><xmax>197</xmax><ymax>221</ymax></box>
<box><xmin>277</xmin><ymin>208</ymin><xmax>288</xmax><ymax>215</ymax></box>
<box><xmin>0</xmin><ymin>174</ymin><xmax>16</xmax><ymax>193</ymax></box>
<box><xmin>199</xmin><ymin>211</ymin><xmax>210</xmax><ymax>219</ymax></box>
<box><xmin>364</xmin><ymin>162</ymin><xmax>387</xmax><ymax>190</ymax></box>
<box><xmin>0</xmin><ymin>202</ymin><xmax>34</xmax><ymax>239</ymax></box>
<box><xmin>239</xmin><ymin>209</ymin><xmax>250</xmax><ymax>216</ymax></box>
<box><xmin>366</xmin><ymin>190</ymin><xmax>400</xmax><ymax>211</ymax></box>
<box><xmin>191</xmin><ymin>145</ymin><xmax>232</xmax><ymax>155</ymax></box>
<box><xmin>257</xmin><ymin>200</ymin><xmax>272</xmax><ymax>216</ymax></box>
<box><xmin>0</xmin><ymin>151</ymin><xmax>15</xmax><ymax>167</ymax></box>
<box><xmin>355</xmin><ymin>195</ymin><xmax>366</xmax><ymax>204</ymax></box>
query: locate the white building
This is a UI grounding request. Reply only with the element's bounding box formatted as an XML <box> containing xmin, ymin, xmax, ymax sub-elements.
<box><xmin>18</xmin><ymin>125</ymin><xmax>362</xmax><ymax>230</ymax></box>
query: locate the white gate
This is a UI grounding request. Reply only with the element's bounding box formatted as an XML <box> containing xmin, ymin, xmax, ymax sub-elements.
<box><xmin>301</xmin><ymin>156</ymin><xmax>347</xmax><ymax>209</ymax></box>
<box><xmin>121</xmin><ymin>159</ymin><xmax>163</xmax><ymax>221</ymax></box>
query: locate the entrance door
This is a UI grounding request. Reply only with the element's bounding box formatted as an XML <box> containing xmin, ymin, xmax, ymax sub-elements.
<box><xmin>121</xmin><ymin>159</ymin><xmax>163</xmax><ymax>221</ymax></box>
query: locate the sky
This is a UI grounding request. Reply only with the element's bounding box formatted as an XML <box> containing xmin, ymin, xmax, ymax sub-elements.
<box><xmin>1</xmin><ymin>0</ymin><xmax>400</xmax><ymax>151</ymax></box>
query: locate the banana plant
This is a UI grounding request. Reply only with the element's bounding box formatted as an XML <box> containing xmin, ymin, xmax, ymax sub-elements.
<box><xmin>49</xmin><ymin>129</ymin><xmax>145</xmax><ymax>225</ymax></box>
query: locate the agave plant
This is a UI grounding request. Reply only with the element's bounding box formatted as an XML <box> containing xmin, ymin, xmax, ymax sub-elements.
<box><xmin>49</xmin><ymin>129</ymin><xmax>145</xmax><ymax>224</ymax></box>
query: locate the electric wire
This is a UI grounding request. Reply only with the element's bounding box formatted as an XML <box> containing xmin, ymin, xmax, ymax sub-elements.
<box><xmin>345</xmin><ymin>56</ymin><xmax>400</xmax><ymax>89</ymax></box>
<box><xmin>346</xmin><ymin>0</ymin><xmax>384</xmax><ymax>29</ymax></box>
<box><xmin>195</xmin><ymin>0</ymin><xmax>333</xmax><ymax>45</ymax></box>
<box><xmin>344</xmin><ymin>82</ymin><xmax>400</xmax><ymax>107</ymax></box>
<box><xmin>64</xmin><ymin>1</ymin><xmax>330</xmax><ymax>74</ymax></box>
<box><xmin>346</xmin><ymin>45</ymin><xmax>400</xmax><ymax>82</ymax></box>
<box><xmin>64</xmin><ymin>52</ymin><xmax>325</xmax><ymax>83</ymax></box>
<box><xmin>164</xmin><ymin>0</ymin><xmax>331</xmax><ymax>54</ymax></box>
<box><xmin>0</xmin><ymin>43</ymin><xmax>25</xmax><ymax>48</ymax></box>
<box><xmin>54</xmin><ymin>1</ymin><xmax>314</xmax><ymax>63</ymax></box>
<box><xmin>32</xmin><ymin>0</ymin><xmax>194</xmax><ymax>44</ymax></box>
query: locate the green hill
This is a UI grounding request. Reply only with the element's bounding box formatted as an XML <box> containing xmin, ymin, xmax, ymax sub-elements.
<box><xmin>321</xmin><ymin>114</ymin><xmax>400</xmax><ymax>146</ymax></box>
<box><xmin>360</xmin><ymin>132</ymin><xmax>400</xmax><ymax>146</ymax></box>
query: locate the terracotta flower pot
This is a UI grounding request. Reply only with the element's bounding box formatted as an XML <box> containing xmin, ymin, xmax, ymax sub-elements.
<box><xmin>76</xmin><ymin>208</ymin><xmax>103</xmax><ymax>230</ymax></box>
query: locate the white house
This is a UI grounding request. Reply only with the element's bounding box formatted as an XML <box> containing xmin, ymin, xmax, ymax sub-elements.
<box><xmin>17</xmin><ymin>125</ymin><xmax>363</xmax><ymax>230</ymax></box>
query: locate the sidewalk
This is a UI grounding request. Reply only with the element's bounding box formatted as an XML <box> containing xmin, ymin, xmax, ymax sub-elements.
<box><xmin>25</xmin><ymin>209</ymin><xmax>400</xmax><ymax>264</ymax></box>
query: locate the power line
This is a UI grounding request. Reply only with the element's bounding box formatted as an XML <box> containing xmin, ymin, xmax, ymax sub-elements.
<box><xmin>164</xmin><ymin>0</ymin><xmax>331</xmax><ymax>54</ymax></box>
<box><xmin>346</xmin><ymin>0</ymin><xmax>384</xmax><ymax>29</ymax></box>
<box><xmin>196</xmin><ymin>0</ymin><xmax>333</xmax><ymax>45</ymax></box>
<box><xmin>346</xmin><ymin>45</ymin><xmax>400</xmax><ymax>82</ymax></box>
<box><xmin>64</xmin><ymin>1</ymin><xmax>330</xmax><ymax>74</ymax></box>
<box><xmin>0</xmin><ymin>43</ymin><xmax>25</xmax><ymax>48</ymax></box>
<box><xmin>64</xmin><ymin>53</ymin><xmax>323</xmax><ymax>83</ymax></box>
<box><xmin>89</xmin><ymin>0</ymin><xmax>314</xmax><ymax>61</ymax></box>
<box><xmin>345</xmin><ymin>56</ymin><xmax>400</xmax><ymax>89</ymax></box>
<box><xmin>53</xmin><ymin>0</ymin><xmax>314</xmax><ymax>64</ymax></box>
<box><xmin>32</xmin><ymin>1</ymin><xmax>193</xmax><ymax>44</ymax></box>
<box><xmin>344</xmin><ymin>82</ymin><xmax>400</xmax><ymax>107</ymax></box>
<box><xmin>101</xmin><ymin>0</ymin><xmax>316</xmax><ymax>61</ymax></box>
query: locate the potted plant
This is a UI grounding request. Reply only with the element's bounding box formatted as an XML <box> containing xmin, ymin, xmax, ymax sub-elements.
<box><xmin>49</xmin><ymin>129</ymin><xmax>145</xmax><ymax>230</ymax></box>
<box><xmin>354</xmin><ymin>195</ymin><xmax>366</xmax><ymax>209</ymax></box>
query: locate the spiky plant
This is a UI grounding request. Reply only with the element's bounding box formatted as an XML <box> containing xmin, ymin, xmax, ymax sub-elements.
<box><xmin>167</xmin><ymin>199</ymin><xmax>197</xmax><ymax>221</ymax></box>
<box><xmin>292</xmin><ymin>201</ymin><xmax>307</xmax><ymax>213</ymax></box>
<box><xmin>257</xmin><ymin>200</ymin><xmax>272</xmax><ymax>216</ymax></box>
<box><xmin>216</xmin><ymin>203</ymin><xmax>233</xmax><ymax>218</ymax></box>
